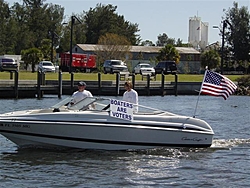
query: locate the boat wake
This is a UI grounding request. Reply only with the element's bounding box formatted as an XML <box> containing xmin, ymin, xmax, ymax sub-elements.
<box><xmin>128</xmin><ymin>138</ymin><xmax>250</xmax><ymax>157</ymax></box>
<box><xmin>211</xmin><ymin>138</ymin><xmax>250</xmax><ymax>149</ymax></box>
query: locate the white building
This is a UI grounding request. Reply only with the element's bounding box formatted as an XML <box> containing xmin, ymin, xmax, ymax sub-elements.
<box><xmin>188</xmin><ymin>16</ymin><xmax>209</xmax><ymax>50</ymax></box>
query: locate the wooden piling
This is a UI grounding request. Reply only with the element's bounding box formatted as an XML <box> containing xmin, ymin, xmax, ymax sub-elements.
<box><xmin>42</xmin><ymin>72</ymin><xmax>45</xmax><ymax>85</ymax></box>
<box><xmin>98</xmin><ymin>72</ymin><xmax>101</xmax><ymax>95</ymax></box>
<box><xmin>37</xmin><ymin>71</ymin><xmax>41</xmax><ymax>99</ymax></box>
<box><xmin>14</xmin><ymin>71</ymin><xmax>18</xmax><ymax>99</ymax></box>
<box><xmin>10</xmin><ymin>71</ymin><xmax>13</xmax><ymax>80</ymax></box>
<box><xmin>146</xmin><ymin>74</ymin><xmax>150</xmax><ymax>96</ymax></box>
<box><xmin>131</xmin><ymin>74</ymin><xmax>135</xmax><ymax>89</ymax></box>
<box><xmin>116</xmin><ymin>73</ymin><xmax>120</xmax><ymax>96</ymax></box>
<box><xmin>70</xmin><ymin>72</ymin><xmax>74</xmax><ymax>93</ymax></box>
<box><xmin>161</xmin><ymin>73</ymin><xmax>165</xmax><ymax>96</ymax></box>
<box><xmin>174</xmin><ymin>74</ymin><xmax>178</xmax><ymax>96</ymax></box>
<box><xmin>58</xmin><ymin>71</ymin><xmax>62</xmax><ymax>98</ymax></box>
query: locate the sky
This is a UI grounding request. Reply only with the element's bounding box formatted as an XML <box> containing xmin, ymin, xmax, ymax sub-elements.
<box><xmin>6</xmin><ymin>0</ymin><xmax>250</xmax><ymax>45</ymax></box>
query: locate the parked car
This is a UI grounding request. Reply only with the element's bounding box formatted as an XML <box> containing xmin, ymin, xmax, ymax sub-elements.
<box><xmin>103</xmin><ymin>60</ymin><xmax>128</xmax><ymax>74</ymax></box>
<box><xmin>154</xmin><ymin>61</ymin><xmax>177</xmax><ymax>75</ymax></box>
<box><xmin>38</xmin><ymin>61</ymin><xmax>56</xmax><ymax>73</ymax></box>
<box><xmin>0</xmin><ymin>57</ymin><xmax>19</xmax><ymax>72</ymax></box>
<box><xmin>133</xmin><ymin>63</ymin><xmax>155</xmax><ymax>75</ymax></box>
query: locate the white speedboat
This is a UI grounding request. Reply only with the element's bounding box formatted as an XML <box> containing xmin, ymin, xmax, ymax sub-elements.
<box><xmin>0</xmin><ymin>97</ymin><xmax>214</xmax><ymax>150</ymax></box>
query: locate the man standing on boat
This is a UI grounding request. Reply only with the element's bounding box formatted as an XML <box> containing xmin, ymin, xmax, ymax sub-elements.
<box><xmin>71</xmin><ymin>81</ymin><xmax>93</xmax><ymax>104</ymax></box>
<box><xmin>123</xmin><ymin>81</ymin><xmax>138</xmax><ymax>112</ymax></box>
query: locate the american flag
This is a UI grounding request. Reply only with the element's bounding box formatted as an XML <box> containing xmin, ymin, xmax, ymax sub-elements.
<box><xmin>200</xmin><ymin>70</ymin><xmax>237</xmax><ymax>100</ymax></box>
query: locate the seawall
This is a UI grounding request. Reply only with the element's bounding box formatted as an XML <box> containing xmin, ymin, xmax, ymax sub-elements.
<box><xmin>0</xmin><ymin>80</ymin><xmax>201</xmax><ymax>98</ymax></box>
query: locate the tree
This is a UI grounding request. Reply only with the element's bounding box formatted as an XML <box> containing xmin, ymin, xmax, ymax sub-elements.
<box><xmin>175</xmin><ymin>38</ymin><xmax>190</xmax><ymax>47</ymax></box>
<box><xmin>0</xmin><ymin>0</ymin><xmax>17</xmax><ymax>54</ymax></box>
<box><xmin>22</xmin><ymin>0</ymin><xmax>50</xmax><ymax>48</ymax></box>
<box><xmin>156</xmin><ymin>33</ymin><xmax>176</xmax><ymax>46</ymax></box>
<box><xmin>84</xmin><ymin>3</ymin><xmax>140</xmax><ymax>45</ymax></box>
<box><xmin>156</xmin><ymin>33</ymin><xmax>189</xmax><ymax>47</ymax></box>
<box><xmin>58</xmin><ymin>23</ymin><xmax>71</xmax><ymax>53</ymax></box>
<box><xmin>156</xmin><ymin>33</ymin><xmax>168</xmax><ymax>46</ymax></box>
<box><xmin>73</xmin><ymin>14</ymin><xmax>86</xmax><ymax>46</ymax></box>
<box><xmin>8</xmin><ymin>1</ymin><xmax>64</xmax><ymax>55</ymax></box>
<box><xmin>21</xmin><ymin>48</ymin><xmax>43</xmax><ymax>72</ymax></box>
<box><xmin>157</xmin><ymin>44</ymin><xmax>180</xmax><ymax>63</ymax></box>
<box><xmin>45</xmin><ymin>3</ymin><xmax>65</xmax><ymax>56</ymax></box>
<box><xmin>39</xmin><ymin>39</ymin><xmax>51</xmax><ymax>60</ymax></box>
<box><xmin>224</xmin><ymin>2</ymin><xmax>250</xmax><ymax>65</ymax></box>
<box><xmin>95</xmin><ymin>33</ymin><xmax>132</xmax><ymax>70</ymax></box>
<box><xmin>58</xmin><ymin>14</ymin><xmax>85</xmax><ymax>54</ymax></box>
<box><xmin>11</xmin><ymin>2</ymin><xmax>33</xmax><ymax>54</ymax></box>
<box><xmin>200</xmin><ymin>49</ymin><xmax>220</xmax><ymax>70</ymax></box>
<box><xmin>140</xmin><ymin>40</ymin><xmax>155</xmax><ymax>46</ymax></box>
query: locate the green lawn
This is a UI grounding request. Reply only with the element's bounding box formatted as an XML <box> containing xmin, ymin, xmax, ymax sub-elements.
<box><xmin>0</xmin><ymin>71</ymin><xmax>244</xmax><ymax>82</ymax></box>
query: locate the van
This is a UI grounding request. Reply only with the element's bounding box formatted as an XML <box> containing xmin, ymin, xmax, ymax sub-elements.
<box><xmin>0</xmin><ymin>57</ymin><xmax>19</xmax><ymax>72</ymax></box>
<box><xmin>103</xmin><ymin>60</ymin><xmax>128</xmax><ymax>74</ymax></box>
<box><xmin>154</xmin><ymin>61</ymin><xmax>177</xmax><ymax>75</ymax></box>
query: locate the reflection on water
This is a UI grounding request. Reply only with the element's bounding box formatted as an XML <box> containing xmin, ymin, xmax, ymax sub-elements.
<box><xmin>1</xmin><ymin>137</ymin><xmax>249</xmax><ymax>160</ymax></box>
<box><xmin>0</xmin><ymin>139</ymin><xmax>250</xmax><ymax>187</ymax></box>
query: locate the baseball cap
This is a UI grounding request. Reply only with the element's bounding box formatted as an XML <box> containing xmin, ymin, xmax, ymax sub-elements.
<box><xmin>78</xmin><ymin>81</ymin><xmax>86</xmax><ymax>86</ymax></box>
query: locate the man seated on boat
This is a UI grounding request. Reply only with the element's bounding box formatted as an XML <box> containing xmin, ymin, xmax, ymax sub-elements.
<box><xmin>123</xmin><ymin>81</ymin><xmax>138</xmax><ymax>112</ymax></box>
<box><xmin>69</xmin><ymin>81</ymin><xmax>95</xmax><ymax>109</ymax></box>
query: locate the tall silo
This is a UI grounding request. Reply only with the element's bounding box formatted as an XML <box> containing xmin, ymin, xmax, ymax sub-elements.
<box><xmin>188</xmin><ymin>16</ymin><xmax>208</xmax><ymax>50</ymax></box>
<box><xmin>189</xmin><ymin>16</ymin><xmax>201</xmax><ymax>49</ymax></box>
<box><xmin>200</xmin><ymin>21</ymin><xmax>209</xmax><ymax>49</ymax></box>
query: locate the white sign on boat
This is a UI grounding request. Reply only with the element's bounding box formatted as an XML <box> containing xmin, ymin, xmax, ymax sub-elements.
<box><xmin>109</xmin><ymin>99</ymin><xmax>134</xmax><ymax>121</ymax></box>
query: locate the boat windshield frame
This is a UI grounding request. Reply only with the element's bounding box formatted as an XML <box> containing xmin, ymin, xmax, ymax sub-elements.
<box><xmin>51</xmin><ymin>97</ymin><xmax>171</xmax><ymax>114</ymax></box>
<box><xmin>51</xmin><ymin>97</ymin><xmax>110</xmax><ymax>111</ymax></box>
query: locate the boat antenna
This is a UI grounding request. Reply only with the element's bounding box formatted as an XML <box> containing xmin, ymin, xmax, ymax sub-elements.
<box><xmin>193</xmin><ymin>67</ymin><xmax>208</xmax><ymax>118</ymax></box>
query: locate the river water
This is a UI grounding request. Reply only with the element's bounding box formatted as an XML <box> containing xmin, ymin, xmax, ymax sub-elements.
<box><xmin>0</xmin><ymin>95</ymin><xmax>249</xmax><ymax>187</ymax></box>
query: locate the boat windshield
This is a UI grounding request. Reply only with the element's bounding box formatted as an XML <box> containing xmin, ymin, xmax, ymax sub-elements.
<box><xmin>51</xmin><ymin>97</ymin><xmax>168</xmax><ymax>114</ymax></box>
<box><xmin>51</xmin><ymin>97</ymin><xmax>110</xmax><ymax>111</ymax></box>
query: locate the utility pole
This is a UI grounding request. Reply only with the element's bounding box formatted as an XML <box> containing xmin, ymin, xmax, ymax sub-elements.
<box><xmin>50</xmin><ymin>31</ymin><xmax>59</xmax><ymax>64</ymax></box>
<box><xmin>69</xmin><ymin>15</ymin><xmax>82</xmax><ymax>73</ymax></box>
<box><xmin>221</xmin><ymin>20</ymin><xmax>226</xmax><ymax>75</ymax></box>
<box><xmin>69</xmin><ymin>16</ymin><xmax>75</xmax><ymax>73</ymax></box>
<box><xmin>213</xmin><ymin>19</ymin><xmax>231</xmax><ymax>75</ymax></box>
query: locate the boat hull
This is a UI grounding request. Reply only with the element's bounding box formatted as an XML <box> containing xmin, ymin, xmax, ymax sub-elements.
<box><xmin>0</xmin><ymin>120</ymin><xmax>213</xmax><ymax>150</ymax></box>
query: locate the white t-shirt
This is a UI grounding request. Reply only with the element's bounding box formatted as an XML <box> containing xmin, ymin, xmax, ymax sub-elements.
<box><xmin>123</xmin><ymin>89</ymin><xmax>138</xmax><ymax>112</ymax></box>
<box><xmin>71</xmin><ymin>90</ymin><xmax>93</xmax><ymax>104</ymax></box>
<box><xmin>123</xmin><ymin>89</ymin><xmax>138</xmax><ymax>104</ymax></box>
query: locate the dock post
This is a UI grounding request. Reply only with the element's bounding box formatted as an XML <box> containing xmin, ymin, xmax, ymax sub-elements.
<box><xmin>98</xmin><ymin>72</ymin><xmax>101</xmax><ymax>95</ymax></box>
<box><xmin>115</xmin><ymin>73</ymin><xmax>120</xmax><ymax>96</ymax></box>
<box><xmin>42</xmin><ymin>72</ymin><xmax>46</xmax><ymax>85</ymax></box>
<box><xmin>14</xmin><ymin>70</ymin><xmax>18</xmax><ymax>99</ymax></box>
<box><xmin>37</xmin><ymin>71</ymin><xmax>41</xmax><ymax>99</ymax></box>
<box><xmin>131</xmin><ymin>73</ymin><xmax>135</xmax><ymax>89</ymax></box>
<box><xmin>58</xmin><ymin>71</ymin><xmax>62</xmax><ymax>98</ymax></box>
<box><xmin>174</xmin><ymin>74</ymin><xmax>178</xmax><ymax>96</ymax></box>
<box><xmin>146</xmin><ymin>74</ymin><xmax>150</xmax><ymax>96</ymax></box>
<box><xmin>161</xmin><ymin>73</ymin><xmax>165</xmax><ymax>96</ymax></box>
<box><xmin>40</xmin><ymin>71</ymin><xmax>45</xmax><ymax>97</ymax></box>
<box><xmin>10</xmin><ymin>71</ymin><xmax>13</xmax><ymax>80</ymax></box>
<box><xmin>70</xmin><ymin>72</ymin><xmax>74</xmax><ymax>93</ymax></box>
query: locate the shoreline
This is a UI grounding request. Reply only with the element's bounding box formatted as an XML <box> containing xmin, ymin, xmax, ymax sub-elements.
<box><xmin>0</xmin><ymin>79</ymin><xmax>248</xmax><ymax>99</ymax></box>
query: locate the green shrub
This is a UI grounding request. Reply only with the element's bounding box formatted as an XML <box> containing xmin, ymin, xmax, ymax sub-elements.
<box><xmin>236</xmin><ymin>75</ymin><xmax>250</xmax><ymax>87</ymax></box>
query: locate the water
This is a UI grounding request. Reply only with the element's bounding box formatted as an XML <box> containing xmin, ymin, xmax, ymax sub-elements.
<box><xmin>0</xmin><ymin>95</ymin><xmax>249</xmax><ymax>187</ymax></box>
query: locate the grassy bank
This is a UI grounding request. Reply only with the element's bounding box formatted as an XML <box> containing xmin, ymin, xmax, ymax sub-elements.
<box><xmin>0</xmin><ymin>71</ymin><xmax>244</xmax><ymax>82</ymax></box>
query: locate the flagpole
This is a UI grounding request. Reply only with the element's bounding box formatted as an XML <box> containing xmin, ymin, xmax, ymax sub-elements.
<box><xmin>193</xmin><ymin>69</ymin><xmax>208</xmax><ymax>118</ymax></box>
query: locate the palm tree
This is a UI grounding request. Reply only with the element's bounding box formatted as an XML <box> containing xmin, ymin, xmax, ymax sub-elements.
<box><xmin>200</xmin><ymin>49</ymin><xmax>220</xmax><ymax>70</ymax></box>
<box><xmin>157</xmin><ymin>44</ymin><xmax>180</xmax><ymax>63</ymax></box>
<box><xmin>21</xmin><ymin>48</ymin><xmax>43</xmax><ymax>72</ymax></box>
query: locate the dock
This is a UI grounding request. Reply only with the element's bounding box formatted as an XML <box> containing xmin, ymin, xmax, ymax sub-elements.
<box><xmin>0</xmin><ymin>71</ymin><xmax>201</xmax><ymax>99</ymax></box>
